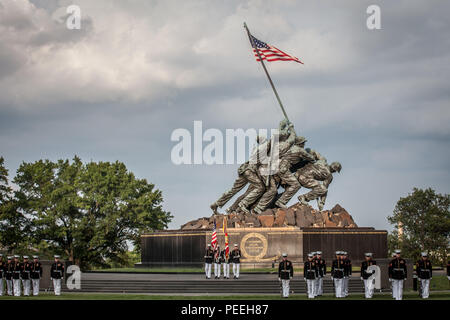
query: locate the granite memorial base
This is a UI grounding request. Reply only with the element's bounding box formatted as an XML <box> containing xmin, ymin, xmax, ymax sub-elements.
<box><xmin>139</xmin><ymin>226</ymin><xmax>388</xmax><ymax>268</ymax></box>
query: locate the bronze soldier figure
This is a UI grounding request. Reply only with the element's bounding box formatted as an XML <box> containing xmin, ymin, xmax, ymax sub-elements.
<box><xmin>296</xmin><ymin>149</ymin><xmax>341</xmax><ymax>211</ymax></box>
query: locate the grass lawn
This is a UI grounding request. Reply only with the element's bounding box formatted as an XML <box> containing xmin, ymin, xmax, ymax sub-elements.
<box><xmin>430</xmin><ymin>275</ymin><xmax>450</xmax><ymax>291</ymax></box>
<box><xmin>0</xmin><ymin>291</ymin><xmax>449</xmax><ymax>300</ymax></box>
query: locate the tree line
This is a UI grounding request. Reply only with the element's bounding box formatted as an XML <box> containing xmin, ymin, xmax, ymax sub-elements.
<box><xmin>1</xmin><ymin>156</ymin><xmax>448</xmax><ymax>268</ymax></box>
<box><xmin>388</xmin><ymin>187</ymin><xmax>449</xmax><ymax>266</ymax></box>
<box><xmin>0</xmin><ymin>156</ymin><xmax>172</xmax><ymax>270</ymax></box>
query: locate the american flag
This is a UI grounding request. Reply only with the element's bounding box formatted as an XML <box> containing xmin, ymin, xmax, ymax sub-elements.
<box><xmin>211</xmin><ymin>220</ymin><xmax>218</xmax><ymax>249</ymax></box>
<box><xmin>251</xmin><ymin>35</ymin><xmax>303</xmax><ymax>64</ymax></box>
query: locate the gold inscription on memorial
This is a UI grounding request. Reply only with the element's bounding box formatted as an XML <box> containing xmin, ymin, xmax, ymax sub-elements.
<box><xmin>240</xmin><ymin>232</ymin><xmax>268</xmax><ymax>261</ymax></box>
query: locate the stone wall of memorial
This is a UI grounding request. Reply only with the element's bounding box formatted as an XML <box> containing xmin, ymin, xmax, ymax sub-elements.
<box><xmin>301</xmin><ymin>227</ymin><xmax>388</xmax><ymax>263</ymax></box>
<box><xmin>139</xmin><ymin>230</ymin><xmax>208</xmax><ymax>267</ymax></box>
<box><xmin>139</xmin><ymin>227</ymin><xmax>388</xmax><ymax>268</ymax></box>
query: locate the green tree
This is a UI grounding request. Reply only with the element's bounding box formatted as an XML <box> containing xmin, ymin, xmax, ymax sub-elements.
<box><xmin>13</xmin><ymin>156</ymin><xmax>172</xmax><ymax>269</ymax></box>
<box><xmin>0</xmin><ymin>157</ymin><xmax>30</xmax><ymax>252</ymax></box>
<box><xmin>0</xmin><ymin>157</ymin><xmax>8</xmax><ymax>203</ymax></box>
<box><xmin>387</xmin><ymin>188</ymin><xmax>450</xmax><ymax>265</ymax></box>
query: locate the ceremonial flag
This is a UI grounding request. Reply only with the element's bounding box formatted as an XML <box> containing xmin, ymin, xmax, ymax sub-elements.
<box><xmin>243</xmin><ymin>22</ymin><xmax>300</xmax><ymax>121</ymax></box>
<box><xmin>250</xmin><ymin>35</ymin><xmax>303</xmax><ymax>64</ymax></box>
<box><xmin>211</xmin><ymin>220</ymin><xmax>218</xmax><ymax>249</ymax></box>
<box><xmin>223</xmin><ymin>217</ymin><xmax>229</xmax><ymax>259</ymax></box>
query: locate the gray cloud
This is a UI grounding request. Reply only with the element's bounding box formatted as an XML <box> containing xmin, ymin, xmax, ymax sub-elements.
<box><xmin>1</xmin><ymin>0</ymin><xmax>449</xmax><ymax>232</ymax></box>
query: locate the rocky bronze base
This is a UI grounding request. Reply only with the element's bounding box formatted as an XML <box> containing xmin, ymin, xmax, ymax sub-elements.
<box><xmin>139</xmin><ymin>226</ymin><xmax>388</xmax><ymax>268</ymax></box>
<box><xmin>181</xmin><ymin>203</ymin><xmax>357</xmax><ymax>230</ymax></box>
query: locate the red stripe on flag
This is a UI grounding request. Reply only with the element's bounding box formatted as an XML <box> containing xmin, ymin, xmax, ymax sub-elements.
<box><xmin>252</xmin><ymin>43</ymin><xmax>303</xmax><ymax>64</ymax></box>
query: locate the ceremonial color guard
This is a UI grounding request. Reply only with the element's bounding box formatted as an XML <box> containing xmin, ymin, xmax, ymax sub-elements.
<box><xmin>204</xmin><ymin>244</ymin><xmax>213</xmax><ymax>279</ymax></box>
<box><xmin>389</xmin><ymin>249</ymin><xmax>407</xmax><ymax>300</ymax></box>
<box><xmin>231</xmin><ymin>244</ymin><xmax>241</xmax><ymax>279</ymax></box>
<box><xmin>5</xmin><ymin>256</ymin><xmax>13</xmax><ymax>296</ymax></box>
<box><xmin>278</xmin><ymin>253</ymin><xmax>293</xmax><ymax>298</ymax></box>
<box><xmin>304</xmin><ymin>253</ymin><xmax>318</xmax><ymax>298</ymax></box>
<box><xmin>12</xmin><ymin>255</ymin><xmax>21</xmax><ymax>296</ymax></box>
<box><xmin>415</xmin><ymin>252</ymin><xmax>432</xmax><ymax>299</ymax></box>
<box><xmin>50</xmin><ymin>255</ymin><xmax>64</xmax><ymax>296</ymax></box>
<box><xmin>31</xmin><ymin>255</ymin><xmax>43</xmax><ymax>296</ymax></box>
<box><xmin>220</xmin><ymin>247</ymin><xmax>231</xmax><ymax>279</ymax></box>
<box><xmin>213</xmin><ymin>245</ymin><xmax>222</xmax><ymax>279</ymax></box>
<box><xmin>331</xmin><ymin>251</ymin><xmax>345</xmax><ymax>298</ymax></box>
<box><xmin>314</xmin><ymin>251</ymin><xmax>326</xmax><ymax>296</ymax></box>
<box><xmin>360</xmin><ymin>253</ymin><xmax>376</xmax><ymax>298</ymax></box>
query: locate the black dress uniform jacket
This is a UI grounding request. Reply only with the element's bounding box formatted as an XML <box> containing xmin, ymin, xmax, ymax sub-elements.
<box><xmin>279</xmin><ymin>260</ymin><xmax>294</xmax><ymax>280</ymax></box>
<box><xmin>360</xmin><ymin>260</ymin><xmax>377</xmax><ymax>279</ymax></box>
<box><xmin>12</xmin><ymin>261</ymin><xmax>21</xmax><ymax>280</ymax></box>
<box><xmin>231</xmin><ymin>249</ymin><xmax>241</xmax><ymax>263</ymax></box>
<box><xmin>20</xmin><ymin>261</ymin><xmax>32</xmax><ymax>280</ymax></box>
<box><xmin>5</xmin><ymin>261</ymin><xmax>13</xmax><ymax>280</ymax></box>
<box><xmin>331</xmin><ymin>259</ymin><xmax>345</xmax><ymax>279</ymax></box>
<box><xmin>344</xmin><ymin>258</ymin><xmax>352</xmax><ymax>277</ymax></box>
<box><xmin>31</xmin><ymin>261</ymin><xmax>43</xmax><ymax>279</ymax></box>
<box><xmin>304</xmin><ymin>260</ymin><xmax>318</xmax><ymax>280</ymax></box>
<box><xmin>50</xmin><ymin>262</ymin><xmax>65</xmax><ymax>279</ymax></box>
<box><xmin>389</xmin><ymin>258</ymin><xmax>407</xmax><ymax>280</ymax></box>
<box><xmin>0</xmin><ymin>260</ymin><xmax>5</xmax><ymax>279</ymax></box>
<box><xmin>204</xmin><ymin>249</ymin><xmax>214</xmax><ymax>264</ymax></box>
<box><xmin>415</xmin><ymin>259</ymin><xmax>432</xmax><ymax>279</ymax></box>
<box><xmin>314</xmin><ymin>258</ymin><xmax>326</xmax><ymax>277</ymax></box>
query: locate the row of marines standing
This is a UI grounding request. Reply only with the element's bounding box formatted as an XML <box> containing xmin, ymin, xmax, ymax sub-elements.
<box><xmin>0</xmin><ymin>254</ymin><xmax>65</xmax><ymax>296</ymax></box>
<box><xmin>204</xmin><ymin>244</ymin><xmax>242</xmax><ymax>279</ymax></box>
<box><xmin>279</xmin><ymin>251</ymin><xmax>354</xmax><ymax>298</ymax></box>
<box><xmin>278</xmin><ymin>250</ymin><xmax>436</xmax><ymax>299</ymax></box>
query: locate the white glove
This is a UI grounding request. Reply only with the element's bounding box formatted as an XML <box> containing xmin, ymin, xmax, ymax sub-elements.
<box><xmin>50</xmin><ymin>277</ymin><xmax>53</xmax><ymax>280</ymax></box>
<box><xmin>389</xmin><ymin>278</ymin><xmax>392</xmax><ymax>282</ymax></box>
<box><xmin>360</xmin><ymin>277</ymin><xmax>363</xmax><ymax>280</ymax></box>
<box><xmin>278</xmin><ymin>277</ymin><xmax>281</xmax><ymax>281</ymax></box>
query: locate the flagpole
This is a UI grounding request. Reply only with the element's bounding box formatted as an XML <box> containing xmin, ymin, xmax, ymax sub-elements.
<box><xmin>244</xmin><ymin>22</ymin><xmax>290</xmax><ymax>122</ymax></box>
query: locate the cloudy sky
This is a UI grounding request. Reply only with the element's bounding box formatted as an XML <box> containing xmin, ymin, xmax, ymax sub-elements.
<box><xmin>1</xmin><ymin>0</ymin><xmax>449</xmax><ymax>231</ymax></box>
